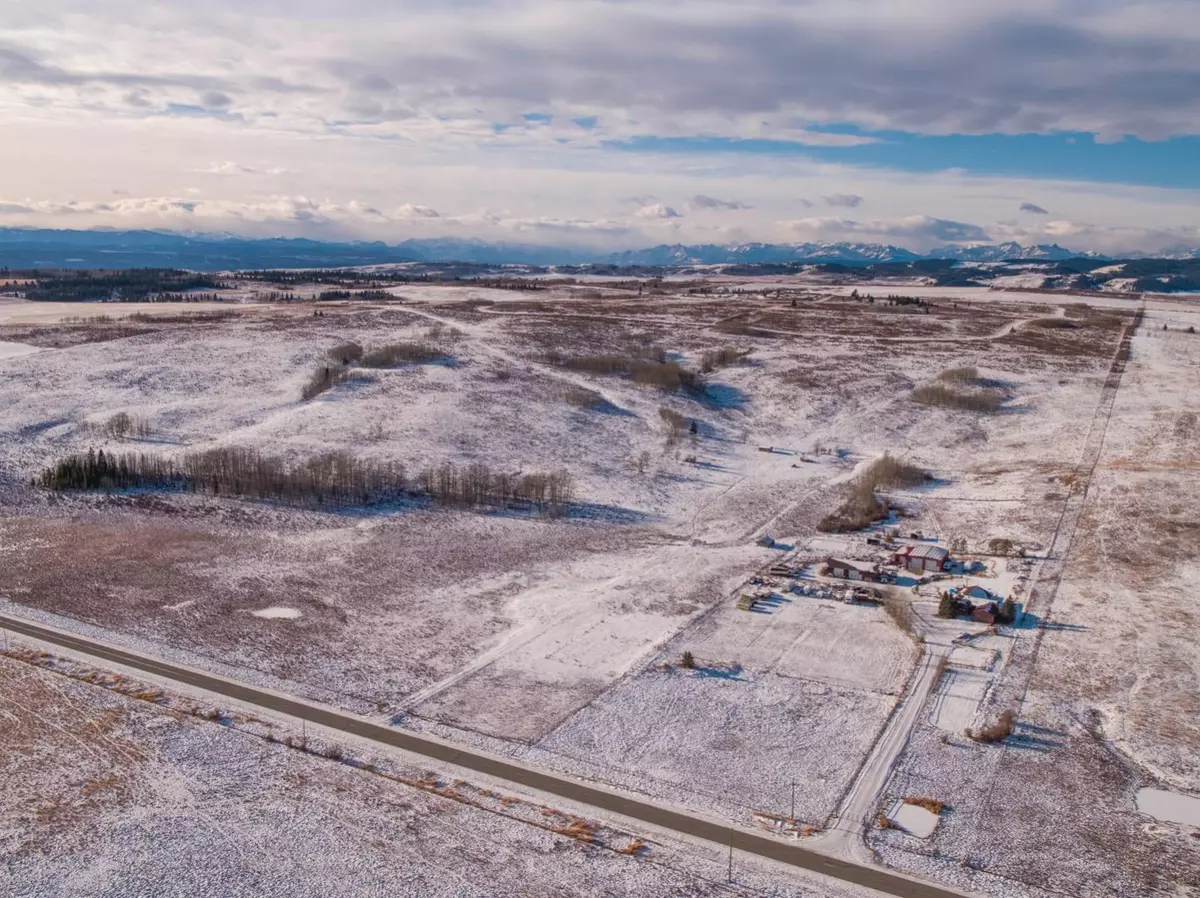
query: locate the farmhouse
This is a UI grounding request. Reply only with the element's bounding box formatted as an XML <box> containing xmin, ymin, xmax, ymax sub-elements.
<box><xmin>891</xmin><ymin>544</ymin><xmax>950</xmax><ymax>573</ymax></box>
<box><xmin>972</xmin><ymin>603</ymin><xmax>998</xmax><ymax>625</ymax></box>
<box><xmin>824</xmin><ymin>557</ymin><xmax>882</xmax><ymax>582</ymax></box>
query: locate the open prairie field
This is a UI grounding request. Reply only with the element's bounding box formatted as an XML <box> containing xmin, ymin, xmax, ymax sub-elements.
<box><xmin>2</xmin><ymin>278</ymin><xmax>1194</xmax><ymax>896</ymax></box>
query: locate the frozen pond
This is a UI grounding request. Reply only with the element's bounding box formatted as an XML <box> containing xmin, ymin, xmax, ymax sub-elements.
<box><xmin>1137</xmin><ymin>788</ymin><xmax>1200</xmax><ymax>826</ymax></box>
<box><xmin>252</xmin><ymin>606</ymin><xmax>302</xmax><ymax>620</ymax></box>
<box><xmin>887</xmin><ymin>801</ymin><xmax>941</xmax><ymax>837</ymax></box>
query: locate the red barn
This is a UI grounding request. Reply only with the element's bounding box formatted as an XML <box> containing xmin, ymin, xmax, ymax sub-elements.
<box><xmin>892</xmin><ymin>544</ymin><xmax>950</xmax><ymax>573</ymax></box>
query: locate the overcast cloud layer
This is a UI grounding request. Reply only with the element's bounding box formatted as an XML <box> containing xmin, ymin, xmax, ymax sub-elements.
<box><xmin>2</xmin><ymin>0</ymin><xmax>1199</xmax><ymax>253</ymax></box>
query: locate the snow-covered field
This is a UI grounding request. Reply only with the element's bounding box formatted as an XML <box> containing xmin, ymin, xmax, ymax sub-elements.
<box><xmin>870</xmin><ymin>301</ymin><xmax>1200</xmax><ymax>897</ymax></box>
<box><xmin>0</xmin><ymin>654</ymin><xmax>878</xmax><ymax>898</ymax></box>
<box><xmin>2</xmin><ymin>280</ymin><xmax>1193</xmax><ymax>895</ymax></box>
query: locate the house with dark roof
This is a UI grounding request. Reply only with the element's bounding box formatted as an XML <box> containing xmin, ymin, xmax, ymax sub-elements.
<box><xmin>823</xmin><ymin>557</ymin><xmax>882</xmax><ymax>583</ymax></box>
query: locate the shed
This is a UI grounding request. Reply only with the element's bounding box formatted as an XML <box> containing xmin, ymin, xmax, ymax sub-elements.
<box><xmin>891</xmin><ymin>544</ymin><xmax>950</xmax><ymax>573</ymax></box>
<box><xmin>824</xmin><ymin>557</ymin><xmax>882</xmax><ymax>583</ymax></box>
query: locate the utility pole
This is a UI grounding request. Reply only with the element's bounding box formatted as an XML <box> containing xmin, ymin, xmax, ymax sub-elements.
<box><xmin>791</xmin><ymin>780</ymin><xmax>796</xmax><ymax>823</ymax></box>
<box><xmin>727</xmin><ymin>829</ymin><xmax>733</xmax><ymax>882</ymax></box>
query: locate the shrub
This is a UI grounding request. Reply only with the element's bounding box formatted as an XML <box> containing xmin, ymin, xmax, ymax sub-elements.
<box><xmin>868</xmin><ymin>453</ymin><xmax>931</xmax><ymax>490</ymax></box>
<box><xmin>714</xmin><ymin>319</ymin><xmax>775</xmax><ymax>338</ymax></box>
<box><xmin>658</xmin><ymin>407</ymin><xmax>688</xmax><ymax>436</ymax></box>
<box><xmin>700</xmin><ymin>346</ymin><xmax>750</xmax><ymax>373</ymax></box>
<box><xmin>328</xmin><ymin>342</ymin><xmax>364</xmax><ymax>364</ymax></box>
<box><xmin>818</xmin><ymin>481</ymin><xmax>888</xmax><ymax>532</ymax></box>
<box><xmin>937</xmin><ymin>366</ymin><xmax>979</xmax><ymax>383</ymax></box>
<box><xmin>818</xmin><ymin>453</ymin><xmax>930</xmax><ymax>532</ymax></box>
<box><xmin>884</xmin><ymin>593</ymin><xmax>919</xmax><ymax>643</ymax></box>
<box><xmin>538</xmin><ymin>347</ymin><xmax>697</xmax><ymax>391</ymax></box>
<box><xmin>629</xmin><ymin>360</ymin><xmax>698</xmax><ymax>391</ymax></box>
<box><xmin>99</xmin><ymin>411</ymin><xmax>154</xmax><ymax>441</ymax></box>
<box><xmin>425</xmin><ymin>323</ymin><xmax>464</xmax><ymax>341</ymax></box>
<box><xmin>561</xmin><ymin>387</ymin><xmax>606</xmax><ymax>410</ymax></box>
<box><xmin>904</xmin><ymin>797</ymin><xmax>947</xmax><ymax>815</ymax></box>
<box><xmin>911</xmin><ymin>383</ymin><xmax>1005</xmax><ymax>413</ymax></box>
<box><xmin>360</xmin><ymin>342</ymin><xmax>446</xmax><ymax>367</ymax></box>
<box><xmin>679</xmin><ymin>650</ymin><xmax>696</xmax><ymax>669</ymax></box>
<box><xmin>302</xmin><ymin>364</ymin><xmax>353</xmax><ymax>400</ymax></box>
<box><xmin>968</xmin><ymin>709</ymin><xmax>1016</xmax><ymax>743</ymax></box>
<box><xmin>1029</xmin><ymin>317</ymin><xmax>1079</xmax><ymax>329</ymax></box>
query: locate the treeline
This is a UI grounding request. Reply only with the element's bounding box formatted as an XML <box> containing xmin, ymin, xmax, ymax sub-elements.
<box><xmin>126</xmin><ymin>309</ymin><xmax>240</xmax><ymax>324</ymax></box>
<box><xmin>19</xmin><ymin>269</ymin><xmax>225</xmax><ymax>302</ymax></box>
<box><xmin>37</xmin><ymin>448</ymin><xmax>574</xmax><ymax>514</ymax></box>
<box><xmin>464</xmin><ymin>280</ymin><xmax>547</xmax><ymax>291</ymax></box>
<box><xmin>233</xmin><ymin>269</ymin><xmax>390</xmax><ymax>285</ymax></box>
<box><xmin>232</xmin><ymin>270</ymin><xmax>419</xmax><ymax>287</ymax></box>
<box><xmin>317</xmin><ymin>289</ymin><xmax>395</xmax><ymax>301</ymax></box>
<box><xmin>414</xmin><ymin>463</ymin><xmax>573</xmax><ymax>515</ymax></box>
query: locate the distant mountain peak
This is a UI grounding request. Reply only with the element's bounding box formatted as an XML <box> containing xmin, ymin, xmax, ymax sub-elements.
<box><xmin>0</xmin><ymin>226</ymin><xmax>1195</xmax><ymax>270</ymax></box>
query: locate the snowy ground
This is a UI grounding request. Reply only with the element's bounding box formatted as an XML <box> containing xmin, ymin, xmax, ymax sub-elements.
<box><xmin>1</xmin><ymin>280</ymin><xmax>1185</xmax><ymax>895</ymax></box>
<box><xmin>870</xmin><ymin>301</ymin><xmax>1200</xmax><ymax>897</ymax></box>
<box><xmin>0</xmin><ymin>653</ymin><xmax>879</xmax><ymax>898</ymax></box>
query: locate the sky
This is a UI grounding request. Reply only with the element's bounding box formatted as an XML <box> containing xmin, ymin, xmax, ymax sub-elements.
<box><xmin>2</xmin><ymin>0</ymin><xmax>1200</xmax><ymax>254</ymax></box>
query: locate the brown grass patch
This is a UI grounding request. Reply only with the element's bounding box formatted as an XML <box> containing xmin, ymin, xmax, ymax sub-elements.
<box><xmin>904</xmin><ymin>796</ymin><xmax>948</xmax><ymax>814</ymax></box>
<box><xmin>911</xmin><ymin>383</ymin><xmax>1005</xmax><ymax>413</ymax></box>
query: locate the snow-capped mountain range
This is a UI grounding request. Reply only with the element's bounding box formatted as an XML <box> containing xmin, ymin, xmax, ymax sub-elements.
<box><xmin>0</xmin><ymin>227</ymin><xmax>1197</xmax><ymax>269</ymax></box>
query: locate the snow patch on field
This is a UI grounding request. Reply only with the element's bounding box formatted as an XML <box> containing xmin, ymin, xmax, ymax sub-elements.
<box><xmin>0</xmin><ymin>340</ymin><xmax>41</xmax><ymax>360</ymax></box>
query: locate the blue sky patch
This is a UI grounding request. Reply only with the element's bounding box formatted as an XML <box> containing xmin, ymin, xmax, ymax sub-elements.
<box><xmin>608</xmin><ymin>130</ymin><xmax>1200</xmax><ymax>190</ymax></box>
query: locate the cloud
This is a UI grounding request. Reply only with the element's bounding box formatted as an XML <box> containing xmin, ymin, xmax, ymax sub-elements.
<box><xmin>823</xmin><ymin>193</ymin><xmax>863</xmax><ymax>208</ymax></box>
<box><xmin>993</xmin><ymin>219</ymin><xmax>1200</xmax><ymax>255</ymax></box>
<box><xmin>1019</xmin><ymin>202</ymin><xmax>1049</xmax><ymax>215</ymax></box>
<box><xmin>199</xmin><ymin>91</ymin><xmax>233</xmax><ymax>109</ymax></box>
<box><xmin>2</xmin><ymin>1</ymin><xmax>1199</xmax><ymax>147</ymax></box>
<box><xmin>689</xmin><ymin>194</ymin><xmax>752</xmax><ymax>211</ymax></box>
<box><xmin>396</xmin><ymin>203</ymin><xmax>441</xmax><ymax>218</ymax></box>
<box><xmin>192</xmin><ymin>161</ymin><xmax>289</xmax><ymax>176</ymax></box>
<box><xmin>635</xmin><ymin>202</ymin><xmax>682</xmax><ymax>219</ymax></box>
<box><xmin>0</xmin><ymin>192</ymin><xmax>635</xmax><ymax>243</ymax></box>
<box><xmin>783</xmin><ymin>214</ymin><xmax>990</xmax><ymax>247</ymax></box>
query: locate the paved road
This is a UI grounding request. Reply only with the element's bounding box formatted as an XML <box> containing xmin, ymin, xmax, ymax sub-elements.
<box><xmin>0</xmin><ymin>612</ymin><xmax>973</xmax><ymax>898</ymax></box>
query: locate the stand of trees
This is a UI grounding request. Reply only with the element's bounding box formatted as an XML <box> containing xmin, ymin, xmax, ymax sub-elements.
<box><xmin>19</xmin><ymin>269</ymin><xmax>225</xmax><ymax>302</ymax></box>
<box><xmin>38</xmin><ymin>448</ymin><xmax>573</xmax><ymax>515</ymax></box>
